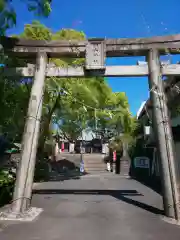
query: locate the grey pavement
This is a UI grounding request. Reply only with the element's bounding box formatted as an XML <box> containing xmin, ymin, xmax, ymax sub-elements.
<box><xmin>1</xmin><ymin>173</ymin><xmax>180</xmax><ymax>239</ymax></box>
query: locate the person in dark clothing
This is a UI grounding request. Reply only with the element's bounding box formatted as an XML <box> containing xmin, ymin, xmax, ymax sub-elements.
<box><xmin>0</xmin><ymin>133</ymin><xmax>9</xmax><ymax>156</ymax></box>
<box><xmin>0</xmin><ymin>133</ymin><xmax>18</xmax><ymax>165</ymax></box>
<box><xmin>0</xmin><ymin>133</ymin><xmax>10</xmax><ymax>166</ymax></box>
<box><xmin>116</xmin><ymin>150</ymin><xmax>123</xmax><ymax>174</ymax></box>
<box><xmin>109</xmin><ymin>148</ymin><xmax>114</xmax><ymax>172</ymax></box>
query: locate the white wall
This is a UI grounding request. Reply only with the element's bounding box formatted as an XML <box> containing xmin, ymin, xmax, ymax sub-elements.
<box><xmin>78</xmin><ymin>129</ymin><xmax>96</xmax><ymax>141</ymax></box>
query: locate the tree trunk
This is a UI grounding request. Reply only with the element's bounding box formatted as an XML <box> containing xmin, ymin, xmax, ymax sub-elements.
<box><xmin>38</xmin><ymin>95</ymin><xmax>60</xmax><ymax>157</ymax></box>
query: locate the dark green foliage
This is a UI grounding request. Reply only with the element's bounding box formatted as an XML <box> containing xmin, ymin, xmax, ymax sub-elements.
<box><xmin>0</xmin><ymin>0</ymin><xmax>52</xmax><ymax>35</ymax></box>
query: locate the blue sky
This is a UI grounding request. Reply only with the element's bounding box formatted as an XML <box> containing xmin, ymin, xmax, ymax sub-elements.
<box><xmin>7</xmin><ymin>0</ymin><xmax>180</xmax><ymax>115</ymax></box>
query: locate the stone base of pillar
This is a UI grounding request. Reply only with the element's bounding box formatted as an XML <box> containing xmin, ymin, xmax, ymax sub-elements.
<box><xmin>0</xmin><ymin>207</ymin><xmax>43</xmax><ymax>222</ymax></box>
<box><xmin>162</xmin><ymin>216</ymin><xmax>180</xmax><ymax>226</ymax></box>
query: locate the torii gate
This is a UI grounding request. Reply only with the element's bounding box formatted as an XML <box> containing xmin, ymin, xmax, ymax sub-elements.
<box><xmin>0</xmin><ymin>34</ymin><xmax>180</xmax><ymax>221</ymax></box>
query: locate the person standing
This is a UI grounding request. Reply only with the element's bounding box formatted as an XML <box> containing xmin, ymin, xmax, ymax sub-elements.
<box><xmin>0</xmin><ymin>133</ymin><xmax>10</xmax><ymax>165</ymax></box>
<box><xmin>61</xmin><ymin>141</ymin><xmax>64</xmax><ymax>152</ymax></box>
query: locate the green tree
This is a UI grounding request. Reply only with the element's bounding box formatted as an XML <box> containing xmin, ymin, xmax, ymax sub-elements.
<box><xmin>53</xmin><ymin>77</ymin><xmax>112</xmax><ymax>142</ymax></box>
<box><xmin>94</xmin><ymin>92</ymin><xmax>130</xmax><ymax>136</ymax></box>
<box><xmin>0</xmin><ymin>0</ymin><xmax>52</xmax><ymax>35</ymax></box>
<box><xmin>0</xmin><ymin>20</ymin><xmax>135</xmax><ymax>157</ymax></box>
<box><xmin>13</xmin><ymin>22</ymin><xmax>104</xmax><ymax>150</ymax></box>
<box><xmin>0</xmin><ymin>70</ymin><xmax>30</xmax><ymax>140</ymax></box>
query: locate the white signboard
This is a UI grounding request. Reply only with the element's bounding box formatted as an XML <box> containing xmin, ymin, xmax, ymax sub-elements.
<box><xmin>85</xmin><ymin>41</ymin><xmax>105</xmax><ymax>69</ymax></box>
<box><xmin>134</xmin><ymin>157</ymin><xmax>150</xmax><ymax>169</ymax></box>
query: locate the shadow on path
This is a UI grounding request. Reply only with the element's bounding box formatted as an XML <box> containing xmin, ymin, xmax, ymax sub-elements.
<box><xmin>33</xmin><ymin>189</ymin><xmax>164</xmax><ymax>215</ymax></box>
<box><xmin>130</xmin><ymin>177</ymin><xmax>162</xmax><ymax>195</ymax></box>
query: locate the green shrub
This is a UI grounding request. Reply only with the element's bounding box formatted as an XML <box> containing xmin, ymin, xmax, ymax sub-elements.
<box><xmin>0</xmin><ymin>169</ymin><xmax>15</xmax><ymax>207</ymax></box>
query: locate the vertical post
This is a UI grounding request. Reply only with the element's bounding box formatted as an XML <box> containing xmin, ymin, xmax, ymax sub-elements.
<box><xmin>147</xmin><ymin>49</ymin><xmax>179</xmax><ymax>220</ymax></box>
<box><xmin>94</xmin><ymin>108</ymin><xmax>97</xmax><ymax>138</ymax></box>
<box><xmin>12</xmin><ymin>52</ymin><xmax>47</xmax><ymax>213</ymax></box>
<box><xmin>80</xmin><ymin>129</ymin><xmax>84</xmax><ymax>173</ymax></box>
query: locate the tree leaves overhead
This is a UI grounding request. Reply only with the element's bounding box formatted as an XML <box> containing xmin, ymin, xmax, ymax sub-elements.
<box><xmin>0</xmin><ymin>0</ymin><xmax>52</xmax><ymax>35</ymax></box>
<box><xmin>0</xmin><ymin>73</ymin><xmax>30</xmax><ymax>140</ymax></box>
<box><xmin>0</xmin><ymin>20</ymin><xmax>135</xmax><ymax>152</ymax></box>
<box><xmin>18</xmin><ymin>20</ymin><xmax>52</xmax><ymax>40</ymax></box>
<box><xmin>27</xmin><ymin>0</ymin><xmax>52</xmax><ymax>17</ymax></box>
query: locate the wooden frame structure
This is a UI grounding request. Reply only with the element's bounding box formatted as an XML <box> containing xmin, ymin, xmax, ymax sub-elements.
<box><xmin>0</xmin><ymin>34</ymin><xmax>180</xmax><ymax>221</ymax></box>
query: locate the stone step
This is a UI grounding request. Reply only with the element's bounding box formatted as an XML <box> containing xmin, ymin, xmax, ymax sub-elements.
<box><xmin>84</xmin><ymin>162</ymin><xmax>104</xmax><ymax>164</ymax></box>
<box><xmin>84</xmin><ymin>159</ymin><xmax>104</xmax><ymax>163</ymax></box>
<box><xmin>85</xmin><ymin>168</ymin><xmax>106</xmax><ymax>171</ymax></box>
<box><xmin>84</xmin><ymin>163</ymin><xmax>105</xmax><ymax>167</ymax></box>
<box><xmin>85</xmin><ymin>166</ymin><xmax>106</xmax><ymax>169</ymax></box>
<box><xmin>85</xmin><ymin>170</ymin><xmax>107</xmax><ymax>173</ymax></box>
<box><xmin>83</xmin><ymin>154</ymin><xmax>106</xmax><ymax>172</ymax></box>
<box><xmin>85</xmin><ymin>163</ymin><xmax>105</xmax><ymax>166</ymax></box>
<box><xmin>85</xmin><ymin>164</ymin><xmax>105</xmax><ymax>167</ymax></box>
<box><xmin>85</xmin><ymin>167</ymin><xmax>105</xmax><ymax>170</ymax></box>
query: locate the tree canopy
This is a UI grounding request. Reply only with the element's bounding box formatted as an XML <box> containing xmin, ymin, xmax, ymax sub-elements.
<box><xmin>0</xmin><ymin>0</ymin><xmax>52</xmax><ymax>35</ymax></box>
<box><xmin>0</xmin><ymin>20</ymin><xmax>135</xmax><ymax>153</ymax></box>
